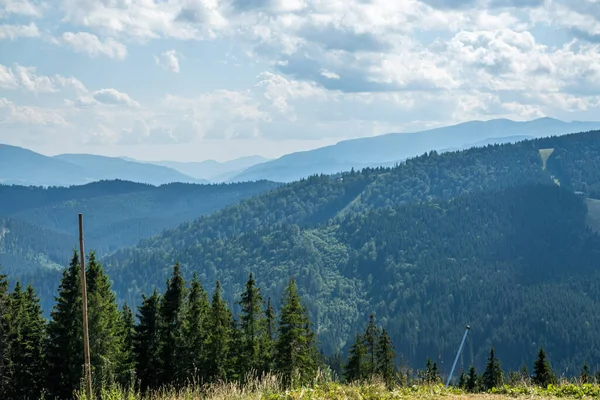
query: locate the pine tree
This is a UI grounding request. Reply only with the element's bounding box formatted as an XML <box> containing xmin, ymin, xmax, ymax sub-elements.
<box><xmin>466</xmin><ymin>365</ymin><xmax>479</xmax><ymax>393</ymax></box>
<box><xmin>520</xmin><ymin>363</ymin><xmax>530</xmax><ymax>383</ymax></box>
<box><xmin>260</xmin><ymin>297</ymin><xmax>276</xmax><ymax>373</ymax></box>
<box><xmin>482</xmin><ymin>347</ymin><xmax>503</xmax><ymax>390</ymax></box>
<box><xmin>237</xmin><ymin>273</ymin><xmax>266</xmax><ymax>379</ymax></box>
<box><xmin>45</xmin><ymin>251</ymin><xmax>84</xmax><ymax>400</ymax></box>
<box><xmin>0</xmin><ymin>268</ymin><xmax>9</xmax><ymax>398</ymax></box>
<box><xmin>274</xmin><ymin>278</ymin><xmax>319</xmax><ymax>387</ymax></box>
<box><xmin>86</xmin><ymin>252</ymin><xmax>123</xmax><ymax>391</ymax></box>
<box><xmin>363</xmin><ymin>313</ymin><xmax>379</xmax><ymax>376</ymax></box>
<box><xmin>533</xmin><ymin>348</ymin><xmax>556</xmax><ymax>387</ymax></box>
<box><xmin>117</xmin><ymin>303</ymin><xmax>136</xmax><ymax>388</ymax></box>
<box><xmin>580</xmin><ymin>363</ymin><xmax>590</xmax><ymax>384</ymax></box>
<box><xmin>5</xmin><ymin>283</ymin><xmax>46</xmax><ymax>399</ymax></box>
<box><xmin>158</xmin><ymin>263</ymin><xmax>187</xmax><ymax>387</ymax></box>
<box><xmin>432</xmin><ymin>362</ymin><xmax>439</xmax><ymax>383</ymax></box>
<box><xmin>134</xmin><ymin>290</ymin><xmax>162</xmax><ymax>392</ymax></box>
<box><xmin>376</xmin><ymin>328</ymin><xmax>396</xmax><ymax>388</ymax></box>
<box><xmin>424</xmin><ymin>357</ymin><xmax>439</xmax><ymax>384</ymax></box>
<box><xmin>345</xmin><ymin>333</ymin><xmax>366</xmax><ymax>382</ymax></box>
<box><xmin>206</xmin><ymin>281</ymin><xmax>234</xmax><ymax>382</ymax></box>
<box><xmin>458</xmin><ymin>370</ymin><xmax>467</xmax><ymax>388</ymax></box>
<box><xmin>181</xmin><ymin>273</ymin><xmax>210</xmax><ymax>383</ymax></box>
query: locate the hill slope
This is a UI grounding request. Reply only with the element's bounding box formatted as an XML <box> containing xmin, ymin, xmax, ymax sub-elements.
<box><xmin>231</xmin><ymin>118</ymin><xmax>600</xmax><ymax>182</ymax></box>
<box><xmin>0</xmin><ymin>180</ymin><xmax>280</xmax><ymax>275</ymax></box>
<box><xmin>104</xmin><ymin>130</ymin><xmax>600</xmax><ymax>373</ymax></box>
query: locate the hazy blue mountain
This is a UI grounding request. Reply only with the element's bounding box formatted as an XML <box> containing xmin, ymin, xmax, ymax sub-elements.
<box><xmin>149</xmin><ymin>155</ymin><xmax>269</xmax><ymax>182</ymax></box>
<box><xmin>230</xmin><ymin>118</ymin><xmax>600</xmax><ymax>182</ymax></box>
<box><xmin>0</xmin><ymin>144</ymin><xmax>88</xmax><ymax>186</ymax></box>
<box><xmin>0</xmin><ymin>144</ymin><xmax>209</xmax><ymax>187</ymax></box>
<box><xmin>54</xmin><ymin>153</ymin><xmax>203</xmax><ymax>185</ymax></box>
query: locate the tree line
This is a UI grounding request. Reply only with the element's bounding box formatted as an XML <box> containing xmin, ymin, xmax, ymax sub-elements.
<box><xmin>2</xmin><ymin>251</ymin><xmax>600</xmax><ymax>400</ymax></box>
<box><xmin>1</xmin><ymin>253</ymin><xmax>391</xmax><ymax>399</ymax></box>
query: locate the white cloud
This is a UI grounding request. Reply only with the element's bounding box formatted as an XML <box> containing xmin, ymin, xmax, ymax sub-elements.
<box><xmin>0</xmin><ymin>98</ymin><xmax>68</xmax><ymax>125</ymax></box>
<box><xmin>0</xmin><ymin>64</ymin><xmax>87</xmax><ymax>93</ymax></box>
<box><xmin>155</xmin><ymin>49</ymin><xmax>180</xmax><ymax>73</ymax></box>
<box><xmin>0</xmin><ymin>0</ymin><xmax>43</xmax><ymax>18</ymax></box>
<box><xmin>3</xmin><ymin>0</ymin><xmax>600</xmax><ymax>159</ymax></box>
<box><xmin>74</xmin><ymin>88</ymin><xmax>139</xmax><ymax>108</ymax></box>
<box><xmin>61</xmin><ymin>32</ymin><xmax>127</xmax><ymax>59</ymax></box>
<box><xmin>0</xmin><ymin>22</ymin><xmax>40</xmax><ymax>40</ymax></box>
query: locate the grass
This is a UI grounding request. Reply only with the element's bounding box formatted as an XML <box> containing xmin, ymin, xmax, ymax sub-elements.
<box><xmin>586</xmin><ymin>198</ymin><xmax>600</xmax><ymax>234</ymax></box>
<box><xmin>539</xmin><ymin>148</ymin><xmax>555</xmax><ymax>171</ymax></box>
<box><xmin>76</xmin><ymin>379</ymin><xmax>600</xmax><ymax>400</ymax></box>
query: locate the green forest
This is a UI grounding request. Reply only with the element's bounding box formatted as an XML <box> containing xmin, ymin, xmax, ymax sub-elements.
<box><xmin>2</xmin><ymin>130</ymin><xmax>600</xmax><ymax>382</ymax></box>
<box><xmin>0</xmin><ymin>258</ymin><xmax>587</xmax><ymax>400</ymax></box>
<box><xmin>103</xmin><ymin>131</ymin><xmax>600</xmax><ymax>373</ymax></box>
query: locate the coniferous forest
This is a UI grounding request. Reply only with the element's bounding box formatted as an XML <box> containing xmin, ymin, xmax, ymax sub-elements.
<box><xmin>0</xmin><ymin>256</ymin><xmax>592</xmax><ymax>400</ymax></box>
<box><xmin>2</xmin><ymin>130</ymin><xmax>600</xmax><ymax>398</ymax></box>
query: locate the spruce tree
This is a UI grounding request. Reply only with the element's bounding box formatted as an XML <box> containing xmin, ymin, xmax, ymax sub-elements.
<box><xmin>363</xmin><ymin>313</ymin><xmax>379</xmax><ymax>376</ymax></box>
<box><xmin>5</xmin><ymin>283</ymin><xmax>46</xmax><ymax>399</ymax></box>
<box><xmin>237</xmin><ymin>273</ymin><xmax>266</xmax><ymax>379</ymax></box>
<box><xmin>181</xmin><ymin>273</ymin><xmax>210</xmax><ymax>383</ymax></box>
<box><xmin>117</xmin><ymin>303</ymin><xmax>136</xmax><ymax>388</ymax></box>
<box><xmin>458</xmin><ymin>370</ymin><xmax>467</xmax><ymax>388</ymax></box>
<box><xmin>45</xmin><ymin>251</ymin><xmax>84</xmax><ymax>400</ymax></box>
<box><xmin>0</xmin><ymin>268</ymin><xmax>9</xmax><ymax>398</ymax></box>
<box><xmin>482</xmin><ymin>347</ymin><xmax>503</xmax><ymax>390</ymax></box>
<box><xmin>532</xmin><ymin>348</ymin><xmax>556</xmax><ymax>387</ymax></box>
<box><xmin>159</xmin><ymin>263</ymin><xmax>187</xmax><ymax>386</ymax></box>
<box><xmin>466</xmin><ymin>365</ymin><xmax>479</xmax><ymax>393</ymax></box>
<box><xmin>260</xmin><ymin>297</ymin><xmax>276</xmax><ymax>373</ymax></box>
<box><xmin>580</xmin><ymin>363</ymin><xmax>590</xmax><ymax>384</ymax></box>
<box><xmin>345</xmin><ymin>333</ymin><xmax>366</xmax><ymax>382</ymax></box>
<box><xmin>274</xmin><ymin>278</ymin><xmax>319</xmax><ymax>387</ymax></box>
<box><xmin>86</xmin><ymin>252</ymin><xmax>123</xmax><ymax>391</ymax></box>
<box><xmin>376</xmin><ymin>328</ymin><xmax>396</xmax><ymax>388</ymax></box>
<box><xmin>134</xmin><ymin>290</ymin><xmax>162</xmax><ymax>392</ymax></box>
<box><xmin>206</xmin><ymin>281</ymin><xmax>234</xmax><ymax>382</ymax></box>
<box><xmin>424</xmin><ymin>357</ymin><xmax>439</xmax><ymax>383</ymax></box>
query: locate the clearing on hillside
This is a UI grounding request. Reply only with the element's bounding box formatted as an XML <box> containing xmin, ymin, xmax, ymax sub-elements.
<box><xmin>586</xmin><ymin>198</ymin><xmax>600</xmax><ymax>234</ymax></box>
<box><xmin>539</xmin><ymin>148</ymin><xmax>555</xmax><ymax>170</ymax></box>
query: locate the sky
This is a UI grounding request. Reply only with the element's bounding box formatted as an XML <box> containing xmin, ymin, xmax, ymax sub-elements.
<box><xmin>1</xmin><ymin>0</ymin><xmax>600</xmax><ymax>162</ymax></box>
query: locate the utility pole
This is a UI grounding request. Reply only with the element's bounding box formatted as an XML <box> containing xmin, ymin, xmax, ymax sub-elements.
<box><xmin>446</xmin><ymin>325</ymin><xmax>471</xmax><ymax>388</ymax></box>
<box><xmin>79</xmin><ymin>213</ymin><xmax>92</xmax><ymax>400</ymax></box>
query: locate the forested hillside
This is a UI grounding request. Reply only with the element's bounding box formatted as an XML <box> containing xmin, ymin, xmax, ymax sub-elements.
<box><xmin>104</xmin><ymin>130</ymin><xmax>600</xmax><ymax>373</ymax></box>
<box><xmin>0</xmin><ymin>180</ymin><xmax>279</xmax><ymax>283</ymax></box>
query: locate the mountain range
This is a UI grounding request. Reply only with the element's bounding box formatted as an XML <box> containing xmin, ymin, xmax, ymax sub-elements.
<box><xmin>227</xmin><ymin>118</ymin><xmax>600</xmax><ymax>182</ymax></box>
<box><xmin>4</xmin><ymin>118</ymin><xmax>600</xmax><ymax>187</ymax></box>
<box><xmin>3</xmin><ymin>119</ymin><xmax>600</xmax><ymax>375</ymax></box>
<box><xmin>0</xmin><ymin>145</ymin><xmax>201</xmax><ymax>187</ymax></box>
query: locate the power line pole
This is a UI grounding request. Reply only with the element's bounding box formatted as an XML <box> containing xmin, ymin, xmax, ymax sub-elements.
<box><xmin>446</xmin><ymin>325</ymin><xmax>470</xmax><ymax>388</ymax></box>
<box><xmin>79</xmin><ymin>213</ymin><xmax>92</xmax><ymax>400</ymax></box>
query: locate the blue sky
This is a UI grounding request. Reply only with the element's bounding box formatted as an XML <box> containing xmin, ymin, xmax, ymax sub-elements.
<box><xmin>1</xmin><ymin>0</ymin><xmax>600</xmax><ymax>161</ymax></box>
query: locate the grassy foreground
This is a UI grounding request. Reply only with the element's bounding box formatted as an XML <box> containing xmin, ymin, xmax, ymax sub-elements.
<box><xmin>77</xmin><ymin>381</ymin><xmax>600</xmax><ymax>400</ymax></box>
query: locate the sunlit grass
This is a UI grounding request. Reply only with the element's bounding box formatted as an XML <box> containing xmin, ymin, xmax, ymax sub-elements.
<box><xmin>72</xmin><ymin>375</ymin><xmax>600</xmax><ymax>400</ymax></box>
<box><xmin>539</xmin><ymin>148</ymin><xmax>555</xmax><ymax>171</ymax></box>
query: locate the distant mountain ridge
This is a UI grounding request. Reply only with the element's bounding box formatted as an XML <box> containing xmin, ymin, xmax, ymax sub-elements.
<box><xmin>4</xmin><ymin>118</ymin><xmax>600</xmax><ymax>187</ymax></box>
<box><xmin>229</xmin><ymin>118</ymin><xmax>600</xmax><ymax>182</ymax></box>
<box><xmin>0</xmin><ymin>144</ymin><xmax>203</xmax><ymax>187</ymax></box>
<box><xmin>148</xmin><ymin>155</ymin><xmax>269</xmax><ymax>182</ymax></box>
